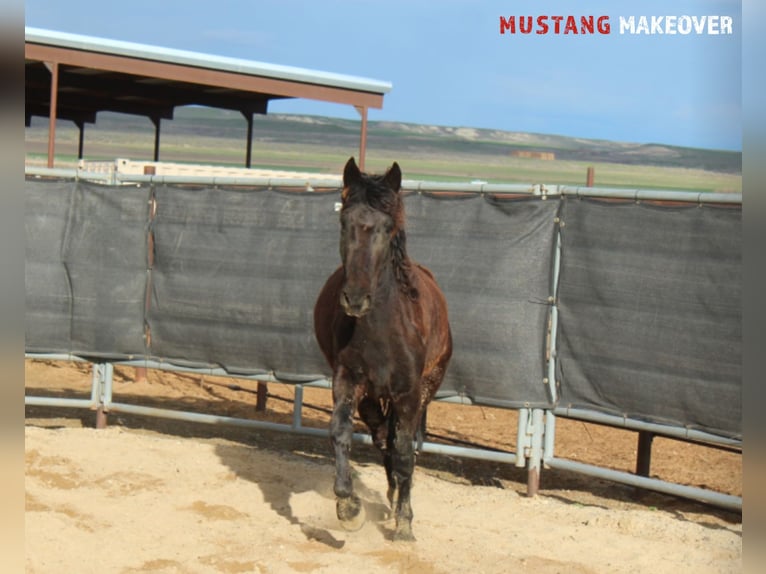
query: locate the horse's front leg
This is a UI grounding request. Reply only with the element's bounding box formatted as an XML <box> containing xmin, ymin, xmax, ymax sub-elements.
<box><xmin>390</xmin><ymin>399</ymin><xmax>422</xmax><ymax>542</ymax></box>
<box><xmin>330</xmin><ymin>366</ymin><xmax>366</xmax><ymax>531</ymax></box>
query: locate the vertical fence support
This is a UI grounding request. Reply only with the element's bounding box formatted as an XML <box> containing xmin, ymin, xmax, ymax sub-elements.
<box><xmin>45</xmin><ymin>61</ymin><xmax>59</xmax><ymax>168</ymax></box>
<box><xmin>544</xmin><ymin>410</ymin><xmax>556</xmax><ymax>462</ymax></box>
<box><xmin>516</xmin><ymin>407</ymin><xmax>530</xmax><ymax>468</ymax></box>
<box><xmin>636</xmin><ymin>430</ymin><xmax>655</xmax><ymax>477</ymax></box>
<box><xmin>526</xmin><ymin>408</ymin><xmax>545</xmax><ymax>497</ymax></box>
<box><xmin>92</xmin><ymin>363</ymin><xmax>114</xmax><ymax>429</ymax></box>
<box><xmin>256</xmin><ymin>381</ymin><xmax>268</xmax><ymax>412</ymax></box>
<box><xmin>292</xmin><ymin>385</ymin><xmax>304</xmax><ymax>430</ymax></box>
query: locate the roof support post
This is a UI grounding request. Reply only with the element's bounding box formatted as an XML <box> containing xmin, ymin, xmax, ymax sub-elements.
<box><xmin>355</xmin><ymin>105</ymin><xmax>368</xmax><ymax>171</ymax></box>
<box><xmin>151</xmin><ymin>116</ymin><xmax>161</xmax><ymax>162</ymax></box>
<box><xmin>243</xmin><ymin>111</ymin><xmax>254</xmax><ymax>168</ymax></box>
<box><xmin>45</xmin><ymin>61</ymin><xmax>59</xmax><ymax>168</ymax></box>
<box><xmin>75</xmin><ymin>119</ymin><xmax>85</xmax><ymax>159</ymax></box>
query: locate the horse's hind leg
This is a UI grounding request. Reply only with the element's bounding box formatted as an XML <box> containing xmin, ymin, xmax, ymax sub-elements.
<box><xmin>330</xmin><ymin>368</ymin><xmax>365</xmax><ymax>531</ymax></box>
<box><xmin>389</xmin><ymin>404</ymin><xmax>420</xmax><ymax>541</ymax></box>
<box><xmin>358</xmin><ymin>397</ymin><xmax>389</xmax><ymax>451</ymax></box>
<box><xmin>358</xmin><ymin>397</ymin><xmax>396</xmax><ymax>511</ymax></box>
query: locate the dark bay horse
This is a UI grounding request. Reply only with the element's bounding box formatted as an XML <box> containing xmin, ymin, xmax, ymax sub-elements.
<box><xmin>313</xmin><ymin>157</ymin><xmax>452</xmax><ymax>541</ymax></box>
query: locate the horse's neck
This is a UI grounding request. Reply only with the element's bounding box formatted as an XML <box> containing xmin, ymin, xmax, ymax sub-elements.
<box><xmin>360</xmin><ymin>263</ymin><xmax>416</xmax><ymax>330</ymax></box>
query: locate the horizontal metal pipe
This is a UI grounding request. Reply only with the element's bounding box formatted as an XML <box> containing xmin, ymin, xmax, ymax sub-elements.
<box><xmin>26</xmin><ymin>353</ymin><xmax>476</xmax><ymax>405</ymax></box>
<box><xmin>26</xmin><ymin>353</ymin><xmax>738</xmax><ymax>449</ymax></box>
<box><xmin>421</xmin><ymin>442</ymin><xmax>516</xmax><ymax>464</ymax></box>
<box><xmin>26</xmin><ymin>167</ymin><xmax>84</xmax><ymax>179</ymax></box>
<box><xmin>402</xmin><ymin>179</ymin><xmax>537</xmax><ymax>194</ymax></box>
<box><xmin>25</xmin><ymin>352</ymin><xmax>89</xmax><ymax>363</ymax></box>
<box><xmin>559</xmin><ymin>185</ymin><xmax>741</xmax><ymax>205</ymax></box>
<box><xmin>120</xmin><ymin>174</ymin><xmax>343</xmax><ymax>188</ymax></box>
<box><xmin>106</xmin><ymin>401</ymin><xmax>327</xmax><ymax>435</ymax></box>
<box><xmin>552</xmin><ymin>407</ymin><xmax>741</xmax><ymax>447</ymax></box>
<box><xmin>25</xmin><ymin>396</ymin><xmax>96</xmax><ymax>409</ymax></box>
<box><xmin>115</xmin><ymin>357</ymin><xmax>330</xmax><ymax>386</ymax></box>
<box><xmin>433</xmin><ymin>394</ymin><xmax>474</xmax><ymax>405</ymax></box>
<box><xmin>27</xmin><ymin>363</ymin><xmax>740</xmax><ymax>510</ymax></box>
<box><xmin>545</xmin><ymin>457</ymin><xmax>741</xmax><ymax>512</ymax></box>
<box><xmin>26</xmin><ymin>167</ymin><xmax>740</xmax><ymax>203</ymax></box>
<box><xmin>103</xmin><ymin>401</ymin><xmax>517</xmax><ymax>463</ymax></box>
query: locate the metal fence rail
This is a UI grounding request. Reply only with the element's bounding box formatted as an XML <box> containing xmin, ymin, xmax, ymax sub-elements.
<box><xmin>25</xmin><ymin>352</ymin><xmax>521</xmax><ymax>467</ymax></box>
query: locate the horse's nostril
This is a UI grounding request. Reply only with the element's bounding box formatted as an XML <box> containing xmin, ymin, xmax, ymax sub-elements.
<box><xmin>340</xmin><ymin>289</ymin><xmax>370</xmax><ymax>317</ymax></box>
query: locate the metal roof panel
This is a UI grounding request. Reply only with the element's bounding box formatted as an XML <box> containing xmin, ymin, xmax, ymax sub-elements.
<box><xmin>25</xmin><ymin>27</ymin><xmax>392</xmax><ymax>95</ymax></box>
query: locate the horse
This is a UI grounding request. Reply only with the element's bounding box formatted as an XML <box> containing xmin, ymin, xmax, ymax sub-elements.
<box><xmin>313</xmin><ymin>157</ymin><xmax>453</xmax><ymax>541</ymax></box>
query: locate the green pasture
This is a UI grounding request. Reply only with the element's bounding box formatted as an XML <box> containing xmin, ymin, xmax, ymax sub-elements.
<box><xmin>25</xmin><ymin>112</ymin><xmax>741</xmax><ymax>194</ymax></box>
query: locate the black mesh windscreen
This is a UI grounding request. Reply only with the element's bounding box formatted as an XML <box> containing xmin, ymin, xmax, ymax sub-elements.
<box><xmin>405</xmin><ymin>194</ymin><xmax>557</xmax><ymax>407</ymax></box>
<box><xmin>26</xmin><ymin>179</ymin><xmax>75</xmax><ymax>352</ymax></box>
<box><xmin>146</xmin><ymin>188</ymin><xmax>556</xmax><ymax>404</ymax></box>
<box><xmin>556</xmin><ymin>198</ymin><xmax>741</xmax><ymax>438</ymax></box>
<box><xmin>26</xmin><ymin>178</ymin><xmax>742</xmax><ymax>433</ymax></box>
<box><xmin>147</xmin><ymin>185</ymin><xmax>339</xmax><ymax>379</ymax></box>
<box><xmin>26</xmin><ymin>179</ymin><xmax>149</xmax><ymax>358</ymax></box>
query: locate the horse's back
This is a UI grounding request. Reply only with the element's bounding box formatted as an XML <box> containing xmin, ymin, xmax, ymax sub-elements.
<box><xmin>411</xmin><ymin>263</ymin><xmax>453</xmax><ymax>384</ymax></box>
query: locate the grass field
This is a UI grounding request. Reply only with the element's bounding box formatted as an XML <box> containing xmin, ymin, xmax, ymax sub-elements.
<box><xmin>25</xmin><ymin>108</ymin><xmax>741</xmax><ymax>193</ymax></box>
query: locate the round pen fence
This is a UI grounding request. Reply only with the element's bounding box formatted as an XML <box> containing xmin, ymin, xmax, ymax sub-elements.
<box><xmin>24</xmin><ymin>167</ymin><xmax>742</xmax><ymax>511</ymax></box>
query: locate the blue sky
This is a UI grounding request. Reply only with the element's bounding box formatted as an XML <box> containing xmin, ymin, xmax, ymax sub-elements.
<box><xmin>25</xmin><ymin>0</ymin><xmax>741</xmax><ymax>151</ymax></box>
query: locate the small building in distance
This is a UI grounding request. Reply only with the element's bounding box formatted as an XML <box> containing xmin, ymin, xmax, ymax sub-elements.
<box><xmin>511</xmin><ymin>150</ymin><xmax>556</xmax><ymax>160</ymax></box>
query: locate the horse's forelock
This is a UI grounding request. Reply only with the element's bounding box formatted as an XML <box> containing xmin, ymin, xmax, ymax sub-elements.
<box><xmin>343</xmin><ymin>172</ymin><xmax>404</xmax><ymax>230</ymax></box>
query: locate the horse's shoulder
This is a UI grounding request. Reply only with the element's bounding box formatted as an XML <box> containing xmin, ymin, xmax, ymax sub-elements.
<box><xmin>413</xmin><ymin>263</ymin><xmax>436</xmax><ymax>280</ymax></box>
<box><xmin>411</xmin><ymin>263</ymin><xmax>447</xmax><ymax>304</ymax></box>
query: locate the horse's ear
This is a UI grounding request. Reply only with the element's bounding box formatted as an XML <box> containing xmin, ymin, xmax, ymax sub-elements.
<box><xmin>343</xmin><ymin>157</ymin><xmax>361</xmax><ymax>187</ymax></box>
<box><xmin>384</xmin><ymin>162</ymin><xmax>402</xmax><ymax>192</ymax></box>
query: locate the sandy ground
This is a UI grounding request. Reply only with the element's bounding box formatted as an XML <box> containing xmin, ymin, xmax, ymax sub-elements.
<box><xmin>26</xmin><ymin>360</ymin><xmax>742</xmax><ymax>573</ymax></box>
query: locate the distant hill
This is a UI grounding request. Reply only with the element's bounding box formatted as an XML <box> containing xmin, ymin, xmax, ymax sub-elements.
<box><xmin>26</xmin><ymin>107</ymin><xmax>741</xmax><ymax>191</ymax></box>
<box><xmin>71</xmin><ymin>107</ymin><xmax>741</xmax><ymax>175</ymax></box>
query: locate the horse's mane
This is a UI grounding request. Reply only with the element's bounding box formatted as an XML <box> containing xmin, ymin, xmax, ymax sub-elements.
<box><xmin>343</xmin><ymin>170</ymin><xmax>419</xmax><ymax>301</ymax></box>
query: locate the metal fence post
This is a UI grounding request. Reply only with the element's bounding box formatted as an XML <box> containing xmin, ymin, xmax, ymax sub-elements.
<box><xmin>526</xmin><ymin>408</ymin><xmax>545</xmax><ymax>497</ymax></box>
<box><xmin>93</xmin><ymin>362</ymin><xmax>114</xmax><ymax>429</ymax></box>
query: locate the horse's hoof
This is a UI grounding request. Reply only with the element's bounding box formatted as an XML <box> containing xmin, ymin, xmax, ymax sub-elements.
<box><xmin>337</xmin><ymin>496</ymin><xmax>366</xmax><ymax>532</ymax></box>
<box><xmin>392</xmin><ymin>523</ymin><xmax>416</xmax><ymax>542</ymax></box>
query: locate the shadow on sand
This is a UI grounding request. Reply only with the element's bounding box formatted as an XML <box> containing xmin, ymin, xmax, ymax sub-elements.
<box><xmin>214</xmin><ymin>441</ymin><xmax>395</xmax><ymax>547</ymax></box>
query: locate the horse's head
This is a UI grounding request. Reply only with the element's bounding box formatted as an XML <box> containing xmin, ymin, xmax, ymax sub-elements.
<box><xmin>338</xmin><ymin>157</ymin><xmax>404</xmax><ymax>318</ymax></box>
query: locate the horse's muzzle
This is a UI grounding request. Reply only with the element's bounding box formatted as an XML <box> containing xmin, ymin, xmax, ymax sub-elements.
<box><xmin>340</xmin><ymin>290</ymin><xmax>371</xmax><ymax>318</ymax></box>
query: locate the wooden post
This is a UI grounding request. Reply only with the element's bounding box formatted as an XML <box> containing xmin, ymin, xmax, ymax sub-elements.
<box><xmin>95</xmin><ymin>408</ymin><xmax>108</xmax><ymax>429</ymax></box>
<box><xmin>636</xmin><ymin>431</ymin><xmax>655</xmax><ymax>477</ymax></box>
<box><xmin>586</xmin><ymin>166</ymin><xmax>595</xmax><ymax>187</ymax></box>
<box><xmin>256</xmin><ymin>381</ymin><xmax>268</xmax><ymax>412</ymax></box>
<box><xmin>151</xmin><ymin>116</ymin><xmax>161</xmax><ymax>162</ymax></box>
<box><xmin>355</xmin><ymin>106</ymin><xmax>369</xmax><ymax>170</ymax></box>
<box><xmin>76</xmin><ymin>120</ymin><xmax>85</xmax><ymax>159</ymax></box>
<box><xmin>46</xmin><ymin>61</ymin><xmax>59</xmax><ymax>168</ymax></box>
<box><xmin>244</xmin><ymin>111</ymin><xmax>254</xmax><ymax>168</ymax></box>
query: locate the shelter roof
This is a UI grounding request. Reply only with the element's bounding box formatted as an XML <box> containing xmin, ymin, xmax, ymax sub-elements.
<box><xmin>25</xmin><ymin>26</ymin><xmax>391</xmax><ymax>125</ymax></box>
<box><xmin>25</xmin><ymin>26</ymin><xmax>390</xmax><ymax>168</ymax></box>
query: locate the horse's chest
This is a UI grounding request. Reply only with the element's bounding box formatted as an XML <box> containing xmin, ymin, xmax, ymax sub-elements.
<box><xmin>342</xmin><ymin>325</ymin><xmax>421</xmax><ymax>396</ymax></box>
